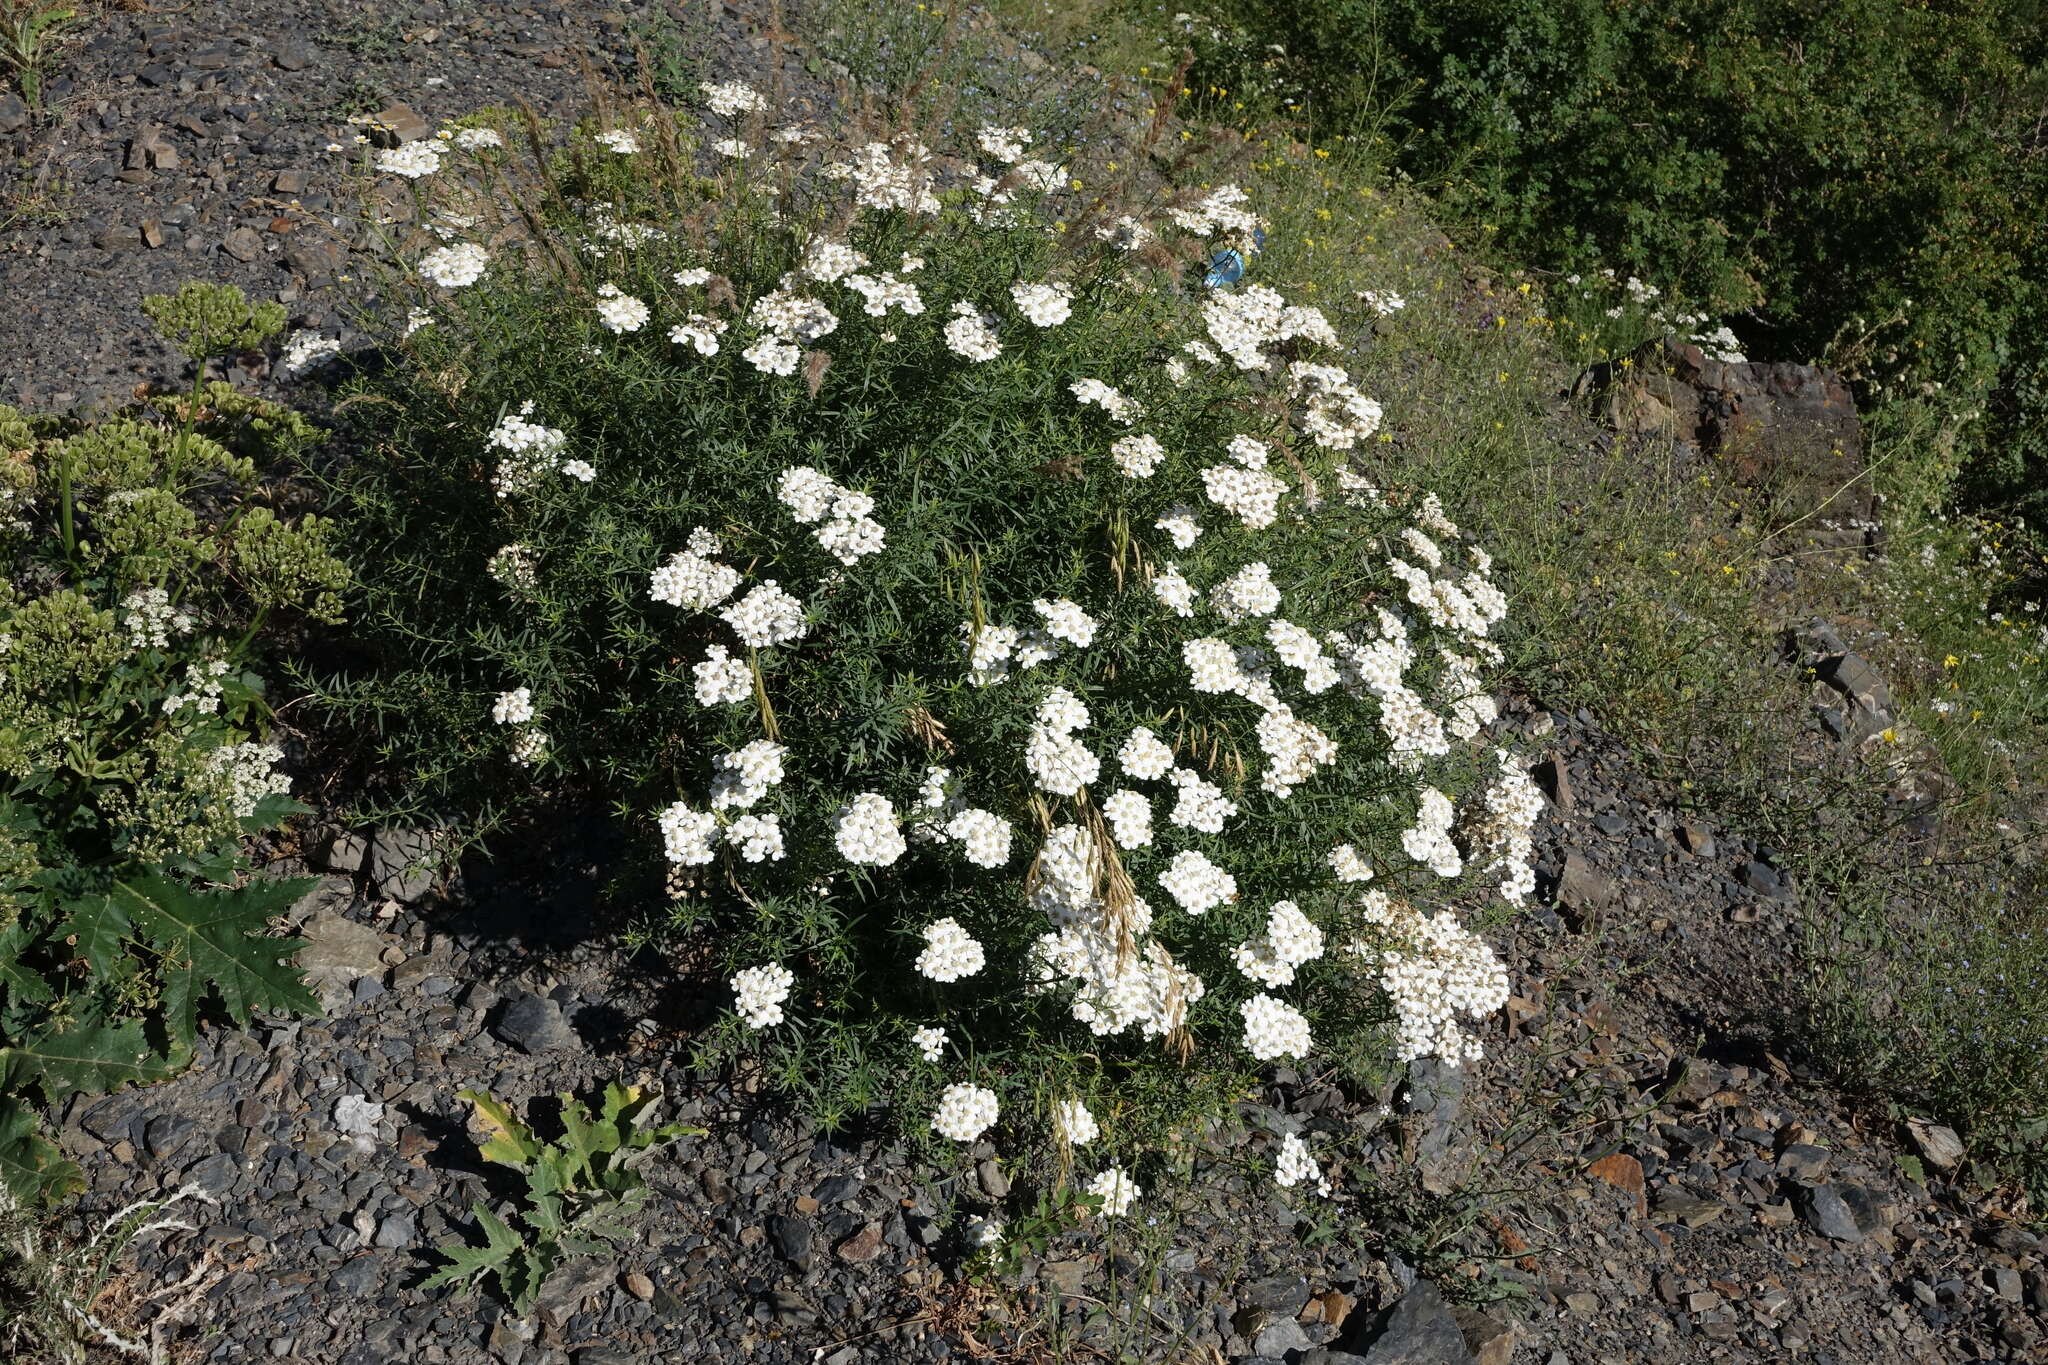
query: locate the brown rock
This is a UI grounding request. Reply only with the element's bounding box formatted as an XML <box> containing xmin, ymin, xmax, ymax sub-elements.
<box><xmin>368</xmin><ymin>103</ymin><xmax>431</xmax><ymax>148</ymax></box>
<box><xmin>1907</xmin><ymin>1117</ymin><xmax>1965</xmax><ymax>1169</ymax></box>
<box><xmin>623</xmin><ymin>1272</ymin><xmax>654</xmax><ymax>1301</ymax></box>
<box><xmin>835</xmin><ymin>1221</ymin><xmax>883</xmax><ymax>1263</ymax></box>
<box><xmin>1587</xmin><ymin>1152</ymin><xmax>1647</xmax><ymax>1218</ymax></box>
<box><xmin>1555</xmin><ymin>853</ymin><xmax>1615</xmax><ymax>924</ymax></box>
<box><xmin>221</xmin><ymin>226</ymin><xmax>265</xmax><ymax>262</ymax></box>
<box><xmin>1453</xmin><ymin>1307</ymin><xmax>1515</xmax><ymax>1365</ymax></box>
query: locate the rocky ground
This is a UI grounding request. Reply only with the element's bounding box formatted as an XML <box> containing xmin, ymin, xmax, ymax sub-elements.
<box><xmin>6</xmin><ymin>2</ymin><xmax>2047</xmax><ymax>1363</ymax></box>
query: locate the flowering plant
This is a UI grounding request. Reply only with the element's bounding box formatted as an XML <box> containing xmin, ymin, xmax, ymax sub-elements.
<box><xmin>0</xmin><ymin>295</ymin><xmax>346</xmax><ymax>1201</ymax></box>
<box><xmin>323</xmin><ymin>95</ymin><xmax>1534</xmax><ymax>1211</ymax></box>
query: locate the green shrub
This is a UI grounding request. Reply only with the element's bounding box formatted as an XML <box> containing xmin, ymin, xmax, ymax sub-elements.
<box><xmin>1183</xmin><ymin>0</ymin><xmax>2048</xmax><ymax>536</ymax></box>
<box><xmin>315</xmin><ymin>93</ymin><xmax>1541</xmax><ymax>1212</ymax></box>
<box><xmin>0</xmin><ymin>286</ymin><xmax>344</xmax><ymax>1204</ymax></box>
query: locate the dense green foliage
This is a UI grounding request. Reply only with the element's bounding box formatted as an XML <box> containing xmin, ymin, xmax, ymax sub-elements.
<box><xmin>1185</xmin><ymin>0</ymin><xmax>2048</xmax><ymax>532</ymax></box>
<box><xmin>0</xmin><ymin>287</ymin><xmax>340</xmax><ymax>1203</ymax></box>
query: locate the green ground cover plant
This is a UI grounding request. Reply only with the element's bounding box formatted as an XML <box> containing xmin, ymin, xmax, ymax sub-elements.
<box><xmin>0</xmin><ymin>284</ymin><xmax>343</xmax><ymax>1204</ymax></box>
<box><xmin>309</xmin><ymin>87</ymin><xmax>1549</xmax><ymax>1225</ymax></box>
<box><xmin>1178</xmin><ymin>0</ymin><xmax>2048</xmax><ymax>546</ymax></box>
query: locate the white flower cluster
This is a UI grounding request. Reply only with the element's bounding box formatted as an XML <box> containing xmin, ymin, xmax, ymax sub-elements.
<box><xmin>1202</xmin><ymin>442</ymin><xmax>1288</xmax><ymax>529</ymax></box>
<box><xmin>593</xmin><ymin>283</ymin><xmax>650</xmax><ymax>333</ymax></box>
<box><xmin>710</xmin><ymin>739</ymin><xmax>786</xmax><ymax>809</ymax></box>
<box><xmin>1101</xmin><ymin>789</ymin><xmax>1152</xmax><ymax>849</ymax></box>
<box><xmin>941</xmin><ymin>806</ymin><xmax>1014</xmax><ymax>868</ymax></box>
<box><xmin>1026</xmin><ymin>826</ymin><xmax>1205</xmax><ymax>1037</ymax></box>
<box><xmin>451</xmin><ymin>127</ymin><xmax>503</xmax><ymax>151</ymax></box>
<box><xmin>1358</xmin><ymin>289</ymin><xmax>1406</xmax><ymax>316</ymax></box>
<box><xmin>162</xmin><ymin>657</ymin><xmax>230</xmax><ymax>716</ymax></box>
<box><xmin>912</xmin><ymin>1025</ymin><xmax>947</xmax><ymax>1062</ymax></box>
<box><xmin>669</xmin><ymin>314</ymin><xmax>727</xmax><ymax>355</ymax></box>
<box><xmin>204</xmin><ymin>741</ymin><xmax>289</xmax><ymax>818</ymax></box>
<box><xmin>1086</xmin><ymin>1166</ymin><xmax>1140</xmax><ymax>1217</ymax></box>
<box><xmin>1151</xmin><ymin>563</ymin><xmax>1197</xmax><ymax>616</ymax></box>
<box><xmin>659</xmin><ymin>802</ymin><xmax>719</xmax><ymax>865</ymax></box>
<box><xmin>1436</xmin><ymin>648</ymin><xmax>1499</xmax><ymax>740</ymax></box>
<box><xmin>1011</xmin><ymin>280</ymin><xmax>1073</xmax><ymax>327</ymax></box>
<box><xmin>943</xmin><ymin>300</ymin><xmax>1002</xmax><ymax>362</ymax></box>
<box><xmin>842</xmin><ymin>271</ymin><xmax>924</xmax><ymax>318</ymax></box>
<box><xmin>732</xmin><ymin>963</ymin><xmax>794</xmax><ymax>1028</ymax></box>
<box><xmin>1165</xmin><ymin>183</ymin><xmax>1262</xmax><ymax>239</ymax></box>
<box><xmin>508</xmin><ymin>727</ymin><xmax>549</xmax><ymax>768</ymax></box>
<box><xmin>777</xmin><ymin>466</ymin><xmax>886</xmax><ymax>566</ymax></box>
<box><xmin>728</xmin><ymin>812</ymin><xmax>786</xmax><ymax>862</ymax></box>
<box><xmin>1200</xmin><ymin>284</ymin><xmax>1333</xmax><ymax>371</ymax></box>
<box><xmin>487</xmin><ymin>544</ymin><xmax>538</xmax><ymax>593</ymax></box>
<box><xmin>486</xmin><ymin>402</ymin><xmax>571</xmax><ymax>497</ymax></box>
<box><xmin>1233</xmin><ymin>899</ymin><xmax>1325</xmax><ymax>988</ymax></box>
<box><xmin>701</xmin><ymin>80</ymin><xmax>766</xmax><ymax>117</ymax></box>
<box><xmin>1461</xmin><ymin>748</ymin><xmax>1543</xmax><ymax>904</ymax></box>
<box><xmin>1167</xmin><ymin>767</ymin><xmax>1237</xmax><ymax>834</ymax></box>
<box><xmin>279</xmin><ymin>329</ymin><xmax>341</xmax><ymax>377</ymax></box>
<box><xmin>1329</xmin><ymin>610</ymin><xmax>1447</xmax><ymax>769</ymax></box>
<box><xmin>595</xmin><ymin>128</ymin><xmax>640</xmax><ymax>154</ymax></box>
<box><xmin>1110</xmin><ymin>433</ymin><xmax>1165</xmax><ymax>479</ymax></box>
<box><xmin>1155</xmin><ymin>503</ymin><xmax>1202</xmax><ymax>549</ymax></box>
<box><xmin>650</xmin><ymin>527</ymin><xmax>741</xmax><ymax>611</ymax></box>
<box><xmin>835</xmin><ymin>792</ymin><xmax>907</xmax><ymax>867</ymax></box>
<box><xmin>1025</xmin><ymin>687</ymin><xmax>1099</xmax><ymax>796</ymax></box>
<box><xmin>1210</xmin><ymin>560</ymin><xmax>1282</xmax><ymax>621</ymax></box>
<box><xmin>931</xmin><ymin>1082</ymin><xmax>998</xmax><ymax>1141</ymax></box>
<box><xmin>1329</xmin><ymin>843</ymin><xmax>1374</xmax><ymax>883</ymax></box>
<box><xmin>1053</xmin><ymin>1099</ymin><xmax>1098</xmax><ymax>1146</ymax></box>
<box><xmin>1401</xmin><ymin>786</ymin><xmax>1463</xmax><ymax>878</ymax></box>
<box><xmin>1032</xmin><ymin>598</ymin><xmax>1097</xmax><ymax>648</ymax></box>
<box><xmin>1353</xmin><ymin>891</ymin><xmax>1509</xmax><ymax>1064</ymax></box>
<box><xmin>1267</xmin><ymin>619</ymin><xmax>1339</xmax><ymax>694</ymax></box>
<box><xmin>1118</xmin><ymin>728</ymin><xmax>1175</xmax><ymax>780</ymax></box>
<box><xmin>419</xmin><ymin>242</ymin><xmax>488</xmax><ymax>288</ymax></box>
<box><xmin>1239</xmin><ymin>992</ymin><xmax>1312</xmax><ymax>1060</ymax></box>
<box><xmin>1157</xmin><ymin>849</ymin><xmax>1235</xmax><ymax>915</ymax></box>
<box><xmin>121</xmin><ymin>587</ymin><xmax>193</xmax><ymax>649</ymax></box>
<box><xmin>721</xmin><ymin>581</ymin><xmax>808</xmax><ymax>649</ymax></box>
<box><xmin>1274</xmin><ymin>1132</ymin><xmax>1330</xmax><ymax>1195</ymax></box>
<box><xmin>976</xmin><ymin>125</ymin><xmax>1031</xmax><ymax>162</ymax></box>
<box><xmin>1288</xmin><ymin>361</ymin><xmax>1384</xmax><ymax>450</ymax></box>
<box><xmin>492</xmin><ymin>686</ymin><xmax>534</xmax><ymax>725</ymax></box>
<box><xmin>375</xmin><ymin>141</ymin><xmax>441</xmax><ymax>178</ymax></box>
<box><xmin>838</xmin><ymin>139</ymin><xmax>940</xmax><ymax>215</ymax></box>
<box><xmin>742</xmin><ymin>334</ymin><xmax>801</xmax><ymax>376</ymax></box>
<box><xmin>915</xmin><ymin>917</ymin><xmax>987</xmax><ymax>982</ymax></box>
<box><xmin>693</xmin><ymin>643</ymin><xmax>753</xmax><ymax>707</ymax></box>
<box><xmin>1070</xmin><ymin>378</ymin><xmax>1142</xmax><ymax>424</ymax></box>
<box><xmin>749</xmin><ymin>288</ymin><xmax>839</xmax><ymax>343</ymax></box>
<box><xmin>1254</xmin><ymin>705</ymin><xmax>1338</xmax><ymax>797</ymax></box>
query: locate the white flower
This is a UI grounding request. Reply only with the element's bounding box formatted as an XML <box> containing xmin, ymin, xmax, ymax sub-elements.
<box><xmin>1157</xmin><ymin>850</ymin><xmax>1235</xmax><ymax>915</ymax></box>
<box><xmin>1400</xmin><ymin>787</ymin><xmax>1462</xmax><ymax>878</ymax></box>
<box><xmin>1210</xmin><ymin>561</ymin><xmax>1282</xmax><ymax>622</ymax></box>
<box><xmin>492</xmin><ymin>686</ymin><xmax>534</xmax><ymax>725</ymax></box>
<box><xmin>1053</xmin><ymin>1099</ymin><xmax>1099</xmax><ymax>1146</ymax></box>
<box><xmin>963</xmin><ymin>622</ymin><xmax>1018</xmax><ymax>687</ymax></box>
<box><xmin>560</xmin><ymin>458</ymin><xmax>596</xmax><ymax>483</ymax></box>
<box><xmin>1011</xmin><ymin>280</ymin><xmax>1073</xmax><ymax>327</ymax></box>
<box><xmin>452</xmin><ymin>127</ymin><xmax>504</xmax><ymax>150</ymax></box>
<box><xmin>1233</xmin><ymin>899</ymin><xmax>1325</xmax><ymax>988</ymax></box>
<box><xmin>843</xmin><ymin>272</ymin><xmax>925</xmax><ymax>317</ymax></box>
<box><xmin>374</xmin><ymin>141</ymin><xmax>442</xmax><ymax>178</ymax></box>
<box><xmin>1026</xmin><ymin>687</ymin><xmax>1099</xmax><ymax>797</ymax></box>
<box><xmin>1070</xmin><ymin>378</ymin><xmax>1142</xmax><ymax>424</ymax></box>
<box><xmin>1108</xmin><ymin>433</ymin><xmax>1166</xmax><ymax>480</ymax></box>
<box><xmin>487</xmin><ymin>544</ymin><xmax>538</xmax><ymax>593</ymax></box>
<box><xmin>1118</xmin><ymin>728</ymin><xmax>1176</xmax><ymax>780</ymax></box>
<box><xmin>1328</xmin><ymin>843</ymin><xmax>1374</xmax><ymax>883</ymax></box>
<box><xmin>1461</xmin><ymin>749</ymin><xmax>1542</xmax><ymax>904</ymax></box>
<box><xmin>595</xmin><ymin>283</ymin><xmax>650</xmax><ymax>333</ymax></box>
<box><xmin>701</xmin><ymin>80</ymin><xmax>767</xmax><ymax>117</ymax></box>
<box><xmin>931</xmin><ymin>1083</ymin><xmax>999</xmax><ymax>1142</ymax></box>
<box><xmin>721</xmin><ymin>581</ymin><xmax>808</xmax><ymax>648</ymax></box>
<box><xmin>709</xmin><ymin>739</ymin><xmax>786</xmax><ymax>810</ymax></box>
<box><xmin>1202</xmin><ymin>462</ymin><xmax>1287</xmax><ymax>529</ymax></box>
<box><xmin>1239</xmin><ymin>993</ymin><xmax>1312</xmax><ymax>1060</ymax></box>
<box><xmin>658</xmin><ymin>802</ymin><xmax>719</xmax><ymax>865</ymax></box>
<box><xmin>912</xmin><ymin>1026</ymin><xmax>947</xmax><ymax>1062</ymax></box>
<box><xmin>743</xmin><ymin>334</ymin><xmax>803</xmax><ymax>376</ymax></box>
<box><xmin>650</xmin><ymin>540</ymin><xmax>741</xmax><ymax>612</ymax></box>
<box><xmin>669</xmin><ymin>314</ymin><xmax>728</xmax><ymax>355</ymax></box>
<box><xmin>1168</xmin><ymin>767</ymin><xmax>1237</xmax><ymax>834</ymax></box>
<box><xmin>1150</xmin><ymin>564</ymin><xmax>1197</xmax><ymax>617</ymax></box>
<box><xmin>1032</xmin><ymin>598</ymin><xmax>1097</xmax><ymax>648</ymax></box>
<box><xmin>1358</xmin><ymin>288</ymin><xmax>1406</xmax><ymax>316</ymax></box>
<box><xmin>1155</xmin><ymin>503</ymin><xmax>1202</xmax><ymax>549</ymax></box>
<box><xmin>731</xmin><ymin>963</ymin><xmax>794</xmax><ymax>1027</ymax></box>
<box><xmin>728</xmin><ymin>812</ymin><xmax>786</xmax><ymax>862</ymax></box>
<box><xmin>1352</xmin><ymin>892</ymin><xmax>1508</xmax><ymax>1064</ymax></box>
<box><xmin>945</xmin><ymin>808</ymin><xmax>1013</xmax><ymax>867</ymax></box>
<box><xmin>1274</xmin><ymin>1132</ymin><xmax>1328</xmax><ymax>1194</ymax></box>
<box><xmin>835</xmin><ymin>793</ymin><xmax>907</xmax><ymax>867</ymax></box>
<box><xmin>968</xmin><ymin>1215</ymin><xmax>1003</xmax><ymax>1247</ymax></box>
<box><xmin>976</xmin><ymin>125</ymin><xmax>1031</xmax><ymax>162</ymax></box>
<box><xmin>1101</xmin><ymin>789</ymin><xmax>1153</xmax><ymax>849</ymax></box>
<box><xmin>596</xmin><ymin>128</ymin><xmax>641</xmax><ymax>154</ymax></box>
<box><xmin>1085</xmin><ymin>1166</ymin><xmax>1139</xmax><ymax>1217</ymax></box>
<box><xmin>943</xmin><ymin>300</ymin><xmax>1002</xmax><ymax>362</ymax></box>
<box><xmin>712</xmin><ymin>137</ymin><xmax>750</xmax><ymax>159</ymax></box>
<box><xmin>916</xmin><ymin>918</ymin><xmax>987</xmax><ymax>982</ymax></box>
<box><xmin>278</xmin><ymin>330</ymin><xmax>340</xmax><ymax>376</ymax></box>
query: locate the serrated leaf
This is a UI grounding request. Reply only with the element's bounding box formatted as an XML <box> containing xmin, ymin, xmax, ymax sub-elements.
<box><xmin>421</xmin><ymin>1202</ymin><xmax>524</xmax><ymax>1296</ymax></box>
<box><xmin>459</xmin><ymin>1089</ymin><xmax>540</xmax><ymax>1169</ymax></box>
<box><xmin>0</xmin><ymin>922</ymin><xmax>54</xmax><ymax>1005</ymax></box>
<box><xmin>0</xmin><ymin>1098</ymin><xmax>83</xmax><ymax>1205</ymax></box>
<box><xmin>59</xmin><ymin>892</ymin><xmax>133</xmax><ymax>979</ymax></box>
<box><xmin>112</xmin><ymin>872</ymin><xmax>318</xmax><ymax>1029</ymax></box>
<box><xmin>0</xmin><ymin>1019</ymin><xmax>173</xmax><ymax>1098</ymax></box>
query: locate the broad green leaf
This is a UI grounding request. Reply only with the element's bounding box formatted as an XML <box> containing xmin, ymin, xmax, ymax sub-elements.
<box><xmin>0</xmin><ymin>922</ymin><xmax>54</xmax><ymax>1005</ymax></box>
<box><xmin>112</xmin><ymin>872</ymin><xmax>318</xmax><ymax>1029</ymax></box>
<box><xmin>59</xmin><ymin>892</ymin><xmax>133</xmax><ymax>979</ymax></box>
<box><xmin>0</xmin><ymin>1098</ymin><xmax>83</xmax><ymax>1205</ymax></box>
<box><xmin>553</xmin><ymin>1092</ymin><xmax>619</xmax><ymax>1188</ymax></box>
<box><xmin>0</xmin><ymin>1019</ymin><xmax>173</xmax><ymax>1098</ymax></box>
<box><xmin>459</xmin><ymin>1089</ymin><xmax>540</xmax><ymax>1169</ymax></box>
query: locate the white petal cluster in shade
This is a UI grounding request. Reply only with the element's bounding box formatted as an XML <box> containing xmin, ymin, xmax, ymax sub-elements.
<box><xmin>931</xmin><ymin>1083</ymin><xmax>999</xmax><ymax>1141</ymax></box>
<box><xmin>730</xmin><ymin>963</ymin><xmax>793</xmax><ymax>1028</ymax></box>
<box><xmin>914</xmin><ymin>917</ymin><xmax>987</xmax><ymax>982</ymax></box>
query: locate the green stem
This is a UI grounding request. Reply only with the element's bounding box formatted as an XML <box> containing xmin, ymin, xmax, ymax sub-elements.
<box><xmin>56</xmin><ymin>452</ymin><xmax>75</xmax><ymax>562</ymax></box>
<box><xmin>168</xmin><ymin>320</ymin><xmax>210</xmax><ymax>484</ymax></box>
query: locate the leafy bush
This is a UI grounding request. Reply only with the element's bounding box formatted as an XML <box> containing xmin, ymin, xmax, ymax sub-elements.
<box><xmin>315</xmin><ymin>93</ymin><xmax>1541</xmax><ymax>1213</ymax></box>
<box><xmin>425</xmin><ymin>1083</ymin><xmax>699</xmax><ymax>1314</ymax></box>
<box><xmin>1182</xmin><ymin>0</ymin><xmax>2048</xmax><ymax>535</ymax></box>
<box><xmin>0</xmin><ymin>285</ymin><xmax>344</xmax><ymax>1203</ymax></box>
